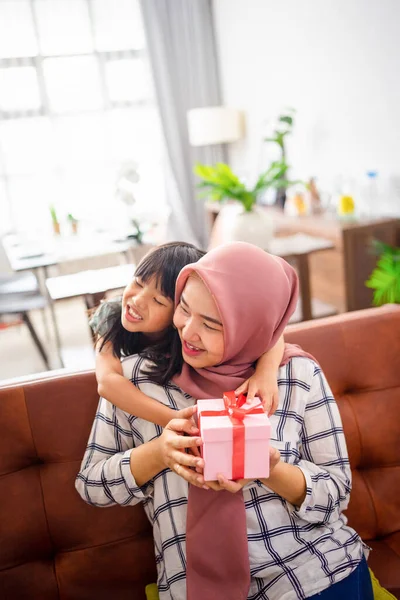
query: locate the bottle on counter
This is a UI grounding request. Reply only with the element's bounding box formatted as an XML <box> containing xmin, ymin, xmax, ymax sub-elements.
<box><xmin>335</xmin><ymin>175</ymin><xmax>356</xmax><ymax>219</ymax></box>
<box><xmin>358</xmin><ymin>171</ymin><xmax>379</xmax><ymax>218</ymax></box>
<box><xmin>337</xmin><ymin>194</ymin><xmax>355</xmax><ymax>218</ymax></box>
<box><xmin>284</xmin><ymin>186</ymin><xmax>308</xmax><ymax>217</ymax></box>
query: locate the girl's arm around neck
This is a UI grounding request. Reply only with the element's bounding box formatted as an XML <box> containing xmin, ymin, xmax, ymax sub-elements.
<box><xmin>236</xmin><ymin>334</ymin><xmax>285</xmax><ymax>415</ymax></box>
<box><xmin>95</xmin><ymin>339</ymin><xmax>178</xmax><ymax>427</ymax></box>
<box><xmin>256</xmin><ymin>334</ymin><xmax>285</xmax><ymax>373</ymax></box>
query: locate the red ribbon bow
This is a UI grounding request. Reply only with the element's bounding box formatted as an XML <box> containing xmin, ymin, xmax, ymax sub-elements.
<box><xmin>200</xmin><ymin>391</ymin><xmax>264</xmax><ymax>480</ymax></box>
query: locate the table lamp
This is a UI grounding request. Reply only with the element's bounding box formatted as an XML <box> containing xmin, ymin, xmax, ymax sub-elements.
<box><xmin>187</xmin><ymin>106</ymin><xmax>244</xmax><ymax>147</ymax></box>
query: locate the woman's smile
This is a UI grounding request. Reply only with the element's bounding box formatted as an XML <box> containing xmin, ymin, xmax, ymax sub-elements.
<box><xmin>182</xmin><ymin>340</ymin><xmax>204</xmax><ymax>357</ymax></box>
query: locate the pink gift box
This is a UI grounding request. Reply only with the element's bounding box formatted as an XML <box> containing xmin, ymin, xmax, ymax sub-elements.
<box><xmin>197</xmin><ymin>396</ymin><xmax>271</xmax><ymax>481</ymax></box>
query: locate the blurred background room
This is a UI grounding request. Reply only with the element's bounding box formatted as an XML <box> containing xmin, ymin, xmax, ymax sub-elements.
<box><xmin>1</xmin><ymin>0</ymin><xmax>399</xmax><ymax>381</ymax></box>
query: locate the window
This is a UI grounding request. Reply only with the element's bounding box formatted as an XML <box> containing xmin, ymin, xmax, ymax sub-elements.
<box><xmin>0</xmin><ymin>0</ymin><xmax>166</xmax><ymax>236</ymax></box>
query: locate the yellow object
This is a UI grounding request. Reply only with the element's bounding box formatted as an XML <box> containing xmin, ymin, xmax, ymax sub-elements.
<box><xmin>293</xmin><ymin>193</ymin><xmax>307</xmax><ymax>215</ymax></box>
<box><xmin>369</xmin><ymin>569</ymin><xmax>397</xmax><ymax>599</ymax></box>
<box><xmin>338</xmin><ymin>194</ymin><xmax>355</xmax><ymax>216</ymax></box>
<box><xmin>145</xmin><ymin>583</ymin><xmax>160</xmax><ymax>600</ymax></box>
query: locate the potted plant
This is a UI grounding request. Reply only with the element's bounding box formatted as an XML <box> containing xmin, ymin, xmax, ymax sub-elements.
<box><xmin>67</xmin><ymin>213</ymin><xmax>79</xmax><ymax>235</ymax></box>
<box><xmin>49</xmin><ymin>204</ymin><xmax>60</xmax><ymax>235</ymax></box>
<box><xmin>264</xmin><ymin>108</ymin><xmax>295</xmax><ymax>208</ymax></box>
<box><xmin>365</xmin><ymin>241</ymin><xmax>400</xmax><ymax>305</ymax></box>
<box><xmin>194</xmin><ymin>161</ymin><xmax>296</xmax><ymax>248</ymax></box>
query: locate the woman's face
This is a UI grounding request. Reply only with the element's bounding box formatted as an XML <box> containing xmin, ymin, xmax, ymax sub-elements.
<box><xmin>121</xmin><ymin>275</ymin><xmax>174</xmax><ymax>338</ymax></box>
<box><xmin>173</xmin><ymin>275</ymin><xmax>224</xmax><ymax>368</ymax></box>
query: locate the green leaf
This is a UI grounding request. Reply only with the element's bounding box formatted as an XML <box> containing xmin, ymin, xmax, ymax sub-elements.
<box><xmin>194</xmin><ymin>161</ymin><xmax>251</xmax><ymax>208</ymax></box>
<box><xmin>365</xmin><ymin>248</ymin><xmax>400</xmax><ymax>306</ymax></box>
<box><xmin>279</xmin><ymin>115</ymin><xmax>293</xmax><ymax>126</ymax></box>
<box><xmin>263</xmin><ymin>131</ymin><xmax>288</xmax><ymax>146</ymax></box>
<box><xmin>49</xmin><ymin>204</ymin><xmax>58</xmax><ymax>223</ymax></box>
<box><xmin>193</xmin><ymin>163</ymin><xmax>206</xmax><ymax>177</ymax></box>
<box><xmin>210</xmin><ymin>189</ymin><xmax>225</xmax><ymax>202</ymax></box>
<box><xmin>252</xmin><ymin>161</ymin><xmax>288</xmax><ymax>193</ymax></box>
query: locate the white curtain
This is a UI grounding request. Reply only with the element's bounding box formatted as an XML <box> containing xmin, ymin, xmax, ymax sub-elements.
<box><xmin>140</xmin><ymin>0</ymin><xmax>226</xmax><ymax>249</ymax></box>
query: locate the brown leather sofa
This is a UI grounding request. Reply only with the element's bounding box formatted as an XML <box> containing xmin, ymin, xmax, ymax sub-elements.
<box><xmin>1</xmin><ymin>304</ymin><xmax>399</xmax><ymax>599</ymax></box>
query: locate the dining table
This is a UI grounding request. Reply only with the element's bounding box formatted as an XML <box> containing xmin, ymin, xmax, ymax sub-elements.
<box><xmin>2</xmin><ymin>231</ymin><xmax>144</xmax><ymax>367</ymax></box>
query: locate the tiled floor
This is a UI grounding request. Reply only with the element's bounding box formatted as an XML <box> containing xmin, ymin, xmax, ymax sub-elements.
<box><xmin>0</xmin><ymin>297</ymin><xmax>97</xmax><ymax>382</ymax></box>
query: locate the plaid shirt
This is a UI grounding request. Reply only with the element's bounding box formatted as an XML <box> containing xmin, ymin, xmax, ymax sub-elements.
<box><xmin>76</xmin><ymin>356</ymin><xmax>366</xmax><ymax>600</ymax></box>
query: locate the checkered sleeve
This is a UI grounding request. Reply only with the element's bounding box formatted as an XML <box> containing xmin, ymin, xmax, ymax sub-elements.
<box><xmin>289</xmin><ymin>365</ymin><xmax>352</xmax><ymax>525</ymax></box>
<box><xmin>75</xmin><ymin>397</ymin><xmax>152</xmax><ymax>507</ymax></box>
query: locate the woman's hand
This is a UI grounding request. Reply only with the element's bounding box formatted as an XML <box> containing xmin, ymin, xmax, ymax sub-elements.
<box><xmin>175</xmin><ymin>404</ymin><xmax>197</xmax><ymax>424</ymax></box>
<box><xmin>157</xmin><ymin>406</ymin><xmax>208</xmax><ymax>489</ymax></box>
<box><xmin>174</xmin><ymin>405</ymin><xmax>201</xmax><ymax>457</ymax></box>
<box><xmin>204</xmin><ymin>478</ymin><xmax>252</xmax><ymax>493</ymax></box>
<box><xmin>205</xmin><ymin>446</ymin><xmax>281</xmax><ymax>493</ymax></box>
<box><xmin>235</xmin><ymin>373</ymin><xmax>279</xmax><ymax>416</ymax></box>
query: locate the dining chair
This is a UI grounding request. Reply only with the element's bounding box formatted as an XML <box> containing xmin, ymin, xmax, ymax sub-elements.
<box><xmin>0</xmin><ymin>238</ymin><xmax>50</xmax><ymax>370</ymax></box>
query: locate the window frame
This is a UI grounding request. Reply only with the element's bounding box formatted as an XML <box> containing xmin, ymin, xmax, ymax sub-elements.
<box><xmin>0</xmin><ymin>0</ymin><xmax>158</xmax><ymax>234</ymax></box>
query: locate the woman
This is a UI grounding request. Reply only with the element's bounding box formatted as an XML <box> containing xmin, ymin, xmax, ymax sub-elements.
<box><xmin>76</xmin><ymin>242</ymin><xmax>372</xmax><ymax>600</ymax></box>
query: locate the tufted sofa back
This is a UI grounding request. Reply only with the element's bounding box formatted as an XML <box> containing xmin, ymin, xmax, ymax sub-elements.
<box><xmin>1</xmin><ymin>305</ymin><xmax>399</xmax><ymax>598</ymax></box>
<box><xmin>0</xmin><ymin>371</ymin><xmax>156</xmax><ymax>600</ymax></box>
<box><xmin>285</xmin><ymin>304</ymin><xmax>400</xmax><ymax>596</ymax></box>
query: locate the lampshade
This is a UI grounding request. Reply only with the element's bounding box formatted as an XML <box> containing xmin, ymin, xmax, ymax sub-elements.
<box><xmin>187</xmin><ymin>106</ymin><xmax>244</xmax><ymax>146</ymax></box>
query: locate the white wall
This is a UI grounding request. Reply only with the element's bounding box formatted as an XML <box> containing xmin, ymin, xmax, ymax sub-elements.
<box><xmin>212</xmin><ymin>0</ymin><xmax>400</xmax><ymax>212</ymax></box>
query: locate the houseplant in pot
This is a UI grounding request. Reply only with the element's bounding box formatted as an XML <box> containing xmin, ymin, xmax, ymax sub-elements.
<box><xmin>49</xmin><ymin>204</ymin><xmax>61</xmax><ymax>235</ymax></box>
<box><xmin>264</xmin><ymin>108</ymin><xmax>295</xmax><ymax>209</ymax></box>
<box><xmin>194</xmin><ymin>161</ymin><xmax>292</xmax><ymax>248</ymax></box>
<box><xmin>67</xmin><ymin>213</ymin><xmax>79</xmax><ymax>235</ymax></box>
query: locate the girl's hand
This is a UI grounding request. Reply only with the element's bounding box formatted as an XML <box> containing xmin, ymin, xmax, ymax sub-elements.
<box><xmin>205</xmin><ymin>447</ymin><xmax>281</xmax><ymax>493</ymax></box>
<box><xmin>235</xmin><ymin>373</ymin><xmax>279</xmax><ymax>416</ymax></box>
<box><xmin>157</xmin><ymin>406</ymin><xmax>208</xmax><ymax>489</ymax></box>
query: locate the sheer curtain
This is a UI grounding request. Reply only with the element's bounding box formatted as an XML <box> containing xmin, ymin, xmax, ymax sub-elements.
<box><xmin>140</xmin><ymin>0</ymin><xmax>226</xmax><ymax>249</ymax></box>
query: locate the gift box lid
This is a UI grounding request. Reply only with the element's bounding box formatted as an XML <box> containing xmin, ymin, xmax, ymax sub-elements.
<box><xmin>197</xmin><ymin>398</ymin><xmax>270</xmax><ymax>443</ymax></box>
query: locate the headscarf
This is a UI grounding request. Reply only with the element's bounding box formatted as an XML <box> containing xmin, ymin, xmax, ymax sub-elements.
<box><xmin>173</xmin><ymin>241</ymin><xmax>315</xmax><ymax>399</ymax></box>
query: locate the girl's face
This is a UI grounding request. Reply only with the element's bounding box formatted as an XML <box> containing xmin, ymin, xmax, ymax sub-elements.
<box><xmin>173</xmin><ymin>275</ymin><xmax>224</xmax><ymax>368</ymax></box>
<box><xmin>121</xmin><ymin>275</ymin><xmax>174</xmax><ymax>338</ymax></box>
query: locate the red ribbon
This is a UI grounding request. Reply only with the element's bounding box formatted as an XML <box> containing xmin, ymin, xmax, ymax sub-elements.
<box><xmin>199</xmin><ymin>391</ymin><xmax>264</xmax><ymax>480</ymax></box>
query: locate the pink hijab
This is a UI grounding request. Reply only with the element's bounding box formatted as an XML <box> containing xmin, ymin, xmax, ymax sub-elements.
<box><xmin>173</xmin><ymin>241</ymin><xmax>314</xmax><ymax>399</ymax></box>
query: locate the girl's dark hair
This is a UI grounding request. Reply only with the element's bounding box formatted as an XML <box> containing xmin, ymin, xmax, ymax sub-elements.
<box><xmin>95</xmin><ymin>241</ymin><xmax>205</xmax><ymax>384</ymax></box>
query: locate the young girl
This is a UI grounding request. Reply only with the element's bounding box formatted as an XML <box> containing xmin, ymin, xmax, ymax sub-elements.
<box><xmin>91</xmin><ymin>241</ymin><xmax>284</xmax><ymax>427</ymax></box>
